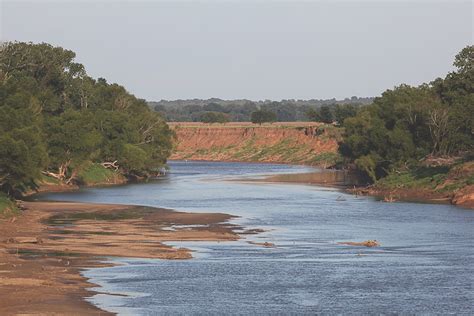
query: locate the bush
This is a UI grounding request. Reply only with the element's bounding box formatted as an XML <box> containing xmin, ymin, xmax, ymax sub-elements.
<box><xmin>200</xmin><ymin>111</ymin><xmax>230</xmax><ymax>123</ymax></box>
<box><xmin>250</xmin><ymin>110</ymin><xmax>276</xmax><ymax>124</ymax></box>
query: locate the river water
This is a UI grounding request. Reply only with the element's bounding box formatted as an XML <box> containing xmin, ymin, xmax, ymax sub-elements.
<box><xmin>35</xmin><ymin>161</ymin><xmax>473</xmax><ymax>315</ymax></box>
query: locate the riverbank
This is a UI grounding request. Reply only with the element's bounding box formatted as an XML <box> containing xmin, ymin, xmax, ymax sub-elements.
<box><xmin>168</xmin><ymin>122</ymin><xmax>473</xmax><ymax>209</ymax></box>
<box><xmin>351</xmin><ymin>161</ymin><xmax>474</xmax><ymax>209</ymax></box>
<box><xmin>22</xmin><ymin>163</ymin><xmax>129</xmax><ymax>197</ymax></box>
<box><xmin>169</xmin><ymin>122</ymin><xmax>341</xmax><ymax>167</ymax></box>
<box><xmin>351</xmin><ymin>183</ymin><xmax>474</xmax><ymax>209</ymax></box>
<box><xmin>0</xmin><ymin>201</ymin><xmax>244</xmax><ymax>315</ymax></box>
<box><xmin>251</xmin><ymin>162</ymin><xmax>474</xmax><ymax>209</ymax></box>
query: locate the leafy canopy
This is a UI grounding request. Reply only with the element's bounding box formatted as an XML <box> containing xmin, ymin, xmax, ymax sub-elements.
<box><xmin>0</xmin><ymin>42</ymin><xmax>173</xmax><ymax>194</ymax></box>
<box><xmin>339</xmin><ymin>45</ymin><xmax>473</xmax><ymax>182</ymax></box>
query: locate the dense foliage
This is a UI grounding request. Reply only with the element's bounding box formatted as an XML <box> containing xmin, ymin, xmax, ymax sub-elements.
<box><xmin>307</xmin><ymin>104</ymin><xmax>359</xmax><ymax>124</ymax></box>
<box><xmin>250</xmin><ymin>110</ymin><xmax>277</xmax><ymax>124</ymax></box>
<box><xmin>150</xmin><ymin>98</ymin><xmax>372</xmax><ymax>122</ymax></box>
<box><xmin>340</xmin><ymin>46</ymin><xmax>473</xmax><ymax>182</ymax></box>
<box><xmin>0</xmin><ymin>42</ymin><xmax>173</xmax><ymax>195</ymax></box>
<box><xmin>200</xmin><ymin>111</ymin><xmax>230</xmax><ymax>123</ymax></box>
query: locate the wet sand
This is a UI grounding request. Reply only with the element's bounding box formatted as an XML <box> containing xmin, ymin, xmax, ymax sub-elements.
<box><xmin>0</xmin><ymin>201</ymin><xmax>244</xmax><ymax>315</ymax></box>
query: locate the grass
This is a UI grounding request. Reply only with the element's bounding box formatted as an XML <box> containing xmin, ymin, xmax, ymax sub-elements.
<box><xmin>39</xmin><ymin>174</ymin><xmax>61</xmax><ymax>185</ymax></box>
<box><xmin>377</xmin><ymin>166</ymin><xmax>449</xmax><ymax>190</ymax></box>
<box><xmin>376</xmin><ymin>162</ymin><xmax>473</xmax><ymax>194</ymax></box>
<box><xmin>77</xmin><ymin>163</ymin><xmax>124</xmax><ymax>185</ymax></box>
<box><xmin>174</xmin><ymin>124</ymin><xmax>341</xmax><ymax>166</ymax></box>
<box><xmin>0</xmin><ymin>193</ymin><xmax>19</xmax><ymax>218</ymax></box>
<box><xmin>310</xmin><ymin>152</ymin><xmax>343</xmax><ymax>166</ymax></box>
<box><xmin>185</xmin><ymin>135</ymin><xmax>340</xmax><ymax>167</ymax></box>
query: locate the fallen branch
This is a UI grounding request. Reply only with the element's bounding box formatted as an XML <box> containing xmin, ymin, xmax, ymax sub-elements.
<box><xmin>41</xmin><ymin>171</ymin><xmax>62</xmax><ymax>180</ymax></box>
<box><xmin>101</xmin><ymin>160</ymin><xmax>119</xmax><ymax>171</ymax></box>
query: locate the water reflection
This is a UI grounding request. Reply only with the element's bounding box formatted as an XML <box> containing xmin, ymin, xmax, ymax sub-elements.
<box><xmin>258</xmin><ymin>169</ymin><xmax>363</xmax><ymax>187</ymax></box>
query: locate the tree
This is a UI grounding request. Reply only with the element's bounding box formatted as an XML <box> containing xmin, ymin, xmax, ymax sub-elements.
<box><xmin>261</xmin><ymin>101</ymin><xmax>296</xmax><ymax>121</ymax></box>
<box><xmin>339</xmin><ymin>46</ymin><xmax>473</xmax><ymax>182</ymax></box>
<box><xmin>0</xmin><ymin>106</ymin><xmax>48</xmax><ymax>194</ymax></box>
<box><xmin>306</xmin><ymin>108</ymin><xmax>320</xmax><ymax>121</ymax></box>
<box><xmin>0</xmin><ymin>41</ymin><xmax>174</xmax><ymax>194</ymax></box>
<box><xmin>319</xmin><ymin>106</ymin><xmax>334</xmax><ymax>123</ymax></box>
<box><xmin>306</xmin><ymin>106</ymin><xmax>334</xmax><ymax>123</ymax></box>
<box><xmin>203</xmin><ymin>102</ymin><xmax>225</xmax><ymax>112</ymax></box>
<box><xmin>334</xmin><ymin>104</ymin><xmax>358</xmax><ymax>125</ymax></box>
<box><xmin>200</xmin><ymin>111</ymin><xmax>230</xmax><ymax>124</ymax></box>
<box><xmin>44</xmin><ymin>110</ymin><xmax>101</xmax><ymax>182</ymax></box>
<box><xmin>250</xmin><ymin>110</ymin><xmax>277</xmax><ymax>124</ymax></box>
<box><xmin>431</xmin><ymin>45</ymin><xmax>473</xmax><ymax>154</ymax></box>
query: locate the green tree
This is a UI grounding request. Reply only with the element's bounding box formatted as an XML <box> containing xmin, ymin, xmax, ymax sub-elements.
<box><xmin>250</xmin><ymin>110</ymin><xmax>277</xmax><ymax>124</ymax></box>
<box><xmin>0</xmin><ymin>106</ymin><xmax>48</xmax><ymax>194</ymax></box>
<box><xmin>0</xmin><ymin>41</ymin><xmax>175</xmax><ymax>193</ymax></box>
<box><xmin>431</xmin><ymin>45</ymin><xmax>473</xmax><ymax>154</ymax></box>
<box><xmin>306</xmin><ymin>106</ymin><xmax>334</xmax><ymax>123</ymax></box>
<box><xmin>334</xmin><ymin>104</ymin><xmax>358</xmax><ymax>125</ymax></box>
<box><xmin>200</xmin><ymin>111</ymin><xmax>230</xmax><ymax>124</ymax></box>
<box><xmin>339</xmin><ymin>46</ymin><xmax>473</xmax><ymax>182</ymax></box>
<box><xmin>44</xmin><ymin>110</ymin><xmax>101</xmax><ymax>182</ymax></box>
<box><xmin>319</xmin><ymin>106</ymin><xmax>334</xmax><ymax>123</ymax></box>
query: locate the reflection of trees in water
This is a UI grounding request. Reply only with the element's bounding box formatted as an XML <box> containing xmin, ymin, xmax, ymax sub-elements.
<box><xmin>266</xmin><ymin>170</ymin><xmax>362</xmax><ymax>187</ymax></box>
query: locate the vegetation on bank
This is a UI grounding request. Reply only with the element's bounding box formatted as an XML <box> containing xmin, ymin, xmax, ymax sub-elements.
<box><xmin>307</xmin><ymin>103</ymin><xmax>359</xmax><ymax>125</ymax></box>
<box><xmin>178</xmin><ymin>141</ymin><xmax>341</xmax><ymax>167</ymax></box>
<box><xmin>75</xmin><ymin>163</ymin><xmax>126</xmax><ymax>186</ymax></box>
<box><xmin>0</xmin><ymin>42</ymin><xmax>173</xmax><ymax>198</ymax></box>
<box><xmin>339</xmin><ymin>46</ymin><xmax>473</xmax><ymax>184</ymax></box>
<box><xmin>376</xmin><ymin>160</ymin><xmax>474</xmax><ymax>193</ymax></box>
<box><xmin>0</xmin><ymin>192</ymin><xmax>19</xmax><ymax>218</ymax></box>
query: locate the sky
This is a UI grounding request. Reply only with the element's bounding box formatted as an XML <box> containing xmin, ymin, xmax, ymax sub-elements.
<box><xmin>1</xmin><ymin>0</ymin><xmax>472</xmax><ymax>101</ymax></box>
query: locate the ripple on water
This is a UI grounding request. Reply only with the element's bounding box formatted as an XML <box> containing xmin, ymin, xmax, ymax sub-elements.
<box><xmin>37</xmin><ymin>161</ymin><xmax>473</xmax><ymax>315</ymax></box>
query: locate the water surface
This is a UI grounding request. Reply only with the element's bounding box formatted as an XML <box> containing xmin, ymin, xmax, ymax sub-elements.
<box><xmin>36</xmin><ymin>161</ymin><xmax>474</xmax><ymax>315</ymax></box>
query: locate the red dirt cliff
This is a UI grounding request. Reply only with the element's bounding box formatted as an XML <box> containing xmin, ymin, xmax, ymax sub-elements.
<box><xmin>169</xmin><ymin>122</ymin><xmax>340</xmax><ymax>166</ymax></box>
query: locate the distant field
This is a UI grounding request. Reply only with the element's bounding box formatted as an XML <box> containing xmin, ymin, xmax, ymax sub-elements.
<box><xmin>167</xmin><ymin>122</ymin><xmax>323</xmax><ymax>128</ymax></box>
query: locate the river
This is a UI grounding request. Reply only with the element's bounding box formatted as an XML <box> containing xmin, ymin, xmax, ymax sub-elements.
<box><xmin>34</xmin><ymin>161</ymin><xmax>474</xmax><ymax>315</ymax></box>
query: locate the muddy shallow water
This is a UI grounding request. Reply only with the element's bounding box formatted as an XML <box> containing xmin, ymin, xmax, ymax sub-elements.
<box><xmin>35</xmin><ymin>161</ymin><xmax>474</xmax><ymax>315</ymax></box>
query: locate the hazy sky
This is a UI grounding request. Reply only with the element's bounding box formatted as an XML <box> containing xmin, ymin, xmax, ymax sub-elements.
<box><xmin>1</xmin><ymin>1</ymin><xmax>472</xmax><ymax>101</ymax></box>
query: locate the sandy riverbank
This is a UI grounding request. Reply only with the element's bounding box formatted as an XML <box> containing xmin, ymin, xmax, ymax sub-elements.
<box><xmin>0</xmin><ymin>201</ymin><xmax>246</xmax><ymax>315</ymax></box>
<box><xmin>250</xmin><ymin>171</ymin><xmax>473</xmax><ymax>209</ymax></box>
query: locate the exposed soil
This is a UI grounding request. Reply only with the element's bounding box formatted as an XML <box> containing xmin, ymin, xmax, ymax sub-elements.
<box><xmin>0</xmin><ymin>201</ymin><xmax>244</xmax><ymax>315</ymax></box>
<box><xmin>451</xmin><ymin>185</ymin><xmax>474</xmax><ymax>208</ymax></box>
<box><xmin>169</xmin><ymin>122</ymin><xmax>339</xmax><ymax>166</ymax></box>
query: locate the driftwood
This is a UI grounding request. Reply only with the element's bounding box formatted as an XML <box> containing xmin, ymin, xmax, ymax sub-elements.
<box><xmin>101</xmin><ymin>160</ymin><xmax>119</xmax><ymax>171</ymax></box>
<box><xmin>42</xmin><ymin>161</ymin><xmax>70</xmax><ymax>180</ymax></box>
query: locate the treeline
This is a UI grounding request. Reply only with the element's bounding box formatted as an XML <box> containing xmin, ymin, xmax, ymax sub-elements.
<box><xmin>150</xmin><ymin>97</ymin><xmax>372</xmax><ymax>122</ymax></box>
<box><xmin>0</xmin><ymin>42</ymin><xmax>173</xmax><ymax>196</ymax></box>
<box><xmin>339</xmin><ymin>45</ymin><xmax>473</xmax><ymax>182</ymax></box>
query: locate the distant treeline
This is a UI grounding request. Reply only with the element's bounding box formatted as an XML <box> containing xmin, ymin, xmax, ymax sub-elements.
<box><xmin>149</xmin><ymin>97</ymin><xmax>373</xmax><ymax>122</ymax></box>
<box><xmin>0</xmin><ymin>42</ymin><xmax>173</xmax><ymax>196</ymax></box>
